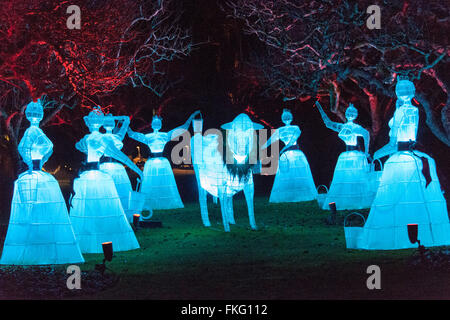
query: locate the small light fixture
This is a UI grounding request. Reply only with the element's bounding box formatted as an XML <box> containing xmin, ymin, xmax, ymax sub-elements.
<box><xmin>407</xmin><ymin>224</ymin><xmax>426</xmax><ymax>260</ymax></box>
<box><xmin>133</xmin><ymin>214</ymin><xmax>140</xmax><ymax>230</ymax></box>
<box><xmin>102</xmin><ymin>242</ymin><xmax>113</xmax><ymax>262</ymax></box>
<box><xmin>328</xmin><ymin>202</ymin><xmax>337</xmax><ymax>224</ymax></box>
<box><xmin>95</xmin><ymin>241</ymin><xmax>113</xmax><ymax>275</ymax></box>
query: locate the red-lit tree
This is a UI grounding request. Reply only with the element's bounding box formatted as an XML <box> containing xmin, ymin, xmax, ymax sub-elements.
<box><xmin>225</xmin><ymin>0</ymin><xmax>450</xmax><ymax>146</ymax></box>
<box><xmin>0</xmin><ymin>0</ymin><xmax>192</xmax><ymax>213</ymax></box>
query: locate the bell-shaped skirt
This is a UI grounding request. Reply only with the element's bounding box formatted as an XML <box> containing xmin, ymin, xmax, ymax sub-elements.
<box><xmin>1</xmin><ymin>171</ymin><xmax>84</xmax><ymax>265</ymax></box>
<box><xmin>141</xmin><ymin>157</ymin><xmax>184</xmax><ymax>210</ymax></box>
<box><xmin>355</xmin><ymin>151</ymin><xmax>450</xmax><ymax>250</ymax></box>
<box><xmin>269</xmin><ymin>150</ymin><xmax>317</xmax><ymax>203</ymax></box>
<box><xmin>70</xmin><ymin>169</ymin><xmax>139</xmax><ymax>253</ymax></box>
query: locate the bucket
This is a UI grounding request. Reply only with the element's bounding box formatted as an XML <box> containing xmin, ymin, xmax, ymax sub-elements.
<box><xmin>125</xmin><ymin>190</ymin><xmax>146</xmax><ymax>222</ymax></box>
<box><xmin>344</xmin><ymin>212</ymin><xmax>366</xmax><ymax>249</ymax></box>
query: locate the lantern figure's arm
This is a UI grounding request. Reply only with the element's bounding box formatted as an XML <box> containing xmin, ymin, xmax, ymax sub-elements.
<box><xmin>75</xmin><ymin>135</ymin><xmax>89</xmax><ymax>155</ymax></box>
<box><xmin>114</xmin><ymin>116</ymin><xmax>130</xmax><ymax>141</ymax></box>
<box><xmin>127</xmin><ymin>128</ymin><xmax>148</xmax><ymax>145</ymax></box>
<box><xmin>354</xmin><ymin>125</ymin><xmax>370</xmax><ymax>156</ymax></box>
<box><xmin>315</xmin><ymin>101</ymin><xmax>343</xmax><ymax>132</ymax></box>
<box><xmin>168</xmin><ymin>110</ymin><xmax>201</xmax><ymax>141</ymax></box>
<box><xmin>102</xmin><ymin>135</ymin><xmax>143</xmax><ymax>179</ymax></box>
<box><xmin>262</xmin><ymin>129</ymin><xmax>279</xmax><ymax>149</ymax></box>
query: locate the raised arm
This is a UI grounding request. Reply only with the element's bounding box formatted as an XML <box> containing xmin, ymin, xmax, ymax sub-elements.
<box><xmin>127</xmin><ymin>127</ymin><xmax>148</xmax><ymax>145</ymax></box>
<box><xmin>102</xmin><ymin>135</ymin><xmax>143</xmax><ymax>179</ymax></box>
<box><xmin>262</xmin><ymin>129</ymin><xmax>279</xmax><ymax>149</ymax></box>
<box><xmin>75</xmin><ymin>135</ymin><xmax>89</xmax><ymax>154</ymax></box>
<box><xmin>315</xmin><ymin>101</ymin><xmax>343</xmax><ymax>132</ymax></box>
<box><xmin>168</xmin><ymin>110</ymin><xmax>201</xmax><ymax>141</ymax></box>
<box><xmin>354</xmin><ymin>125</ymin><xmax>370</xmax><ymax>156</ymax></box>
<box><xmin>114</xmin><ymin>116</ymin><xmax>130</xmax><ymax>140</ymax></box>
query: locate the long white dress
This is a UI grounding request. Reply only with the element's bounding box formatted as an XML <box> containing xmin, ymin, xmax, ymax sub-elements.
<box><xmin>355</xmin><ymin>104</ymin><xmax>450</xmax><ymax>250</ymax></box>
<box><xmin>69</xmin><ymin>131</ymin><xmax>139</xmax><ymax>253</ymax></box>
<box><xmin>322</xmin><ymin>122</ymin><xmax>374</xmax><ymax>210</ymax></box>
<box><xmin>0</xmin><ymin>126</ymin><xmax>84</xmax><ymax>265</ymax></box>
<box><xmin>268</xmin><ymin>126</ymin><xmax>317</xmax><ymax>203</ymax></box>
<box><xmin>131</xmin><ymin>131</ymin><xmax>183</xmax><ymax>210</ymax></box>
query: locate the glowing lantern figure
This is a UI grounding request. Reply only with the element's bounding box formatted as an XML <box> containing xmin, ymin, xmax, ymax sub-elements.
<box><xmin>192</xmin><ymin>113</ymin><xmax>262</xmax><ymax>232</ymax></box>
<box><xmin>70</xmin><ymin>107</ymin><xmax>140</xmax><ymax>253</ymax></box>
<box><xmin>0</xmin><ymin>100</ymin><xmax>84</xmax><ymax>265</ymax></box>
<box><xmin>127</xmin><ymin>111</ymin><xmax>200</xmax><ymax>210</ymax></box>
<box><xmin>190</xmin><ymin>114</ymin><xmax>211</xmax><ymax>227</ymax></box>
<box><xmin>350</xmin><ymin>79</ymin><xmax>450</xmax><ymax>249</ymax></box>
<box><xmin>99</xmin><ymin>114</ymin><xmax>140</xmax><ymax>220</ymax></box>
<box><xmin>316</xmin><ymin>102</ymin><xmax>374</xmax><ymax>210</ymax></box>
<box><xmin>263</xmin><ymin>109</ymin><xmax>317</xmax><ymax>203</ymax></box>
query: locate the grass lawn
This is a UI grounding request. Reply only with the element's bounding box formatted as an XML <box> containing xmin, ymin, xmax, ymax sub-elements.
<box><xmin>71</xmin><ymin>196</ymin><xmax>450</xmax><ymax>300</ymax></box>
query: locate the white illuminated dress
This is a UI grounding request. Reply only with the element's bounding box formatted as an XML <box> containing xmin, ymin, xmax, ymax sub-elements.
<box><xmin>70</xmin><ymin>107</ymin><xmax>140</xmax><ymax>253</ymax></box>
<box><xmin>99</xmin><ymin>115</ymin><xmax>133</xmax><ymax>212</ymax></box>
<box><xmin>316</xmin><ymin>103</ymin><xmax>374</xmax><ymax>210</ymax></box>
<box><xmin>127</xmin><ymin>113</ymin><xmax>198</xmax><ymax>210</ymax></box>
<box><xmin>0</xmin><ymin>100</ymin><xmax>84</xmax><ymax>265</ymax></box>
<box><xmin>263</xmin><ymin>109</ymin><xmax>317</xmax><ymax>203</ymax></box>
<box><xmin>353</xmin><ymin>79</ymin><xmax>450</xmax><ymax>250</ymax></box>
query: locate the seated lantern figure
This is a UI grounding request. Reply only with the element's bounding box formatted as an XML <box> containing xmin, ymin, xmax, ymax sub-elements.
<box><xmin>351</xmin><ymin>78</ymin><xmax>450</xmax><ymax>250</ymax></box>
<box><xmin>70</xmin><ymin>107</ymin><xmax>140</xmax><ymax>253</ymax></box>
<box><xmin>192</xmin><ymin>113</ymin><xmax>263</xmax><ymax>232</ymax></box>
<box><xmin>127</xmin><ymin>111</ymin><xmax>200</xmax><ymax>210</ymax></box>
<box><xmin>263</xmin><ymin>109</ymin><xmax>317</xmax><ymax>203</ymax></box>
<box><xmin>99</xmin><ymin>114</ymin><xmax>138</xmax><ymax>218</ymax></box>
<box><xmin>316</xmin><ymin>102</ymin><xmax>374</xmax><ymax>210</ymax></box>
<box><xmin>0</xmin><ymin>100</ymin><xmax>84</xmax><ymax>265</ymax></box>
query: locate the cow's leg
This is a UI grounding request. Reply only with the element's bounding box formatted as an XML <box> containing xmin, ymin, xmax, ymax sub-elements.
<box><xmin>198</xmin><ymin>184</ymin><xmax>211</xmax><ymax>227</ymax></box>
<box><xmin>243</xmin><ymin>181</ymin><xmax>257</xmax><ymax>230</ymax></box>
<box><xmin>226</xmin><ymin>195</ymin><xmax>235</xmax><ymax>224</ymax></box>
<box><xmin>219</xmin><ymin>190</ymin><xmax>230</xmax><ymax>232</ymax></box>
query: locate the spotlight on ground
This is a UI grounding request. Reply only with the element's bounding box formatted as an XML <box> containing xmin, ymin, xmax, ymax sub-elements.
<box><xmin>326</xmin><ymin>202</ymin><xmax>337</xmax><ymax>224</ymax></box>
<box><xmin>133</xmin><ymin>214</ymin><xmax>140</xmax><ymax>230</ymax></box>
<box><xmin>408</xmin><ymin>224</ymin><xmax>427</xmax><ymax>260</ymax></box>
<box><xmin>95</xmin><ymin>242</ymin><xmax>113</xmax><ymax>275</ymax></box>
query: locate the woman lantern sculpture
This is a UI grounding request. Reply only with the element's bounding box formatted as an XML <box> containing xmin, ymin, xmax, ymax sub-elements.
<box><xmin>315</xmin><ymin>102</ymin><xmax>374</xmax><ymax>210</ymax></box>
<box><xmin>263</xmin><ymin>109</ymin><xmax>317</xmax><ymax>203</ymax></box>
<box><xmin>70</xmin><ymin>107</ymin><xmax>140</xmax><ymax>253</ymax></box>
<box><xmin>0</xmin><ymin>100</ymin><xmax>84</xmax><ymax>265</ymax></box>
<box><xmin>127</xmin><ymin>111</ymin><xmax>200</xmax><ymax>210</ymax></box>
<box><xmin>350</xmin><ymin>78</ymin><xmax>450</xmax><ymax>250</ymax></box>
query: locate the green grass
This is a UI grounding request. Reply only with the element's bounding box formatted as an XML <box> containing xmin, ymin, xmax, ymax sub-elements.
<box><xmin>75</xmin><ymin>196</ymin><xmax>450</xmax><ymax>299</ymax></box>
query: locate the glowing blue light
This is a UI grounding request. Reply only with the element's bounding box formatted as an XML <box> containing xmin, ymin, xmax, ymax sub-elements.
<box><xmin>0</xmin><ymin>100</ymin><xmax>84</xmax><ymax>265</ymax></box>
<box><xmin>263</xmin><ymin>109</ymin><xmax>317</xmax><ymax>203</ymax></box>
<box><xmin>191</xmin><ymin>113</ymin><xmax>261</xmax><ymax>232</ymax></box>
<box><xmin>316</xmin><ymin>102</ymin><xmax>374</xmax><ymax>210</ymax></box>
<box><xmin>70</xmin><ymin>108</ymin><xmax>139</xmax><ymax>253</ymax></box>
<box><xmin>347</xmin><ymin>79</ymin><xmax>450</xmax><ymax>250</ymax></box>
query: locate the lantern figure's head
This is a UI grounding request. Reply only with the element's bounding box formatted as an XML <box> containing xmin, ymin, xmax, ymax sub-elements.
<box><xmin>281</xmin><ymin>109</ymin><xmax>293</xmax><ymax>125</ymax></box>
<box><xmin>395</xmin><ymin>78</ymin><xmax>415</xmax><ymax>102</ymax></box>
<box><xmin>84</xmin><ymin>106</ymin><xmax>104</xmax><ymax>131</ymax></box>
<box><xmin>345</xmin><ymin>103</ymin><xmax>358</xmax><ymax>122</ymax></box>
<box><xmin>103</xmin><ymin>114</ymin><xmax>115</xmax><ymax>132</ymax></box>
<box><xmin>25</xmin><ymin>99</ymin><xmax>44</xmax><ymax>125</ymax></box>
<box><xmin>221</xmin><ymin>113</ymin><xmax>263</xmax><ymax>164</ymax></box>
<box><xmin>151</xmin><ymin>115</ymin><xmax>162</xmax><ymax>131</ymax></box>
